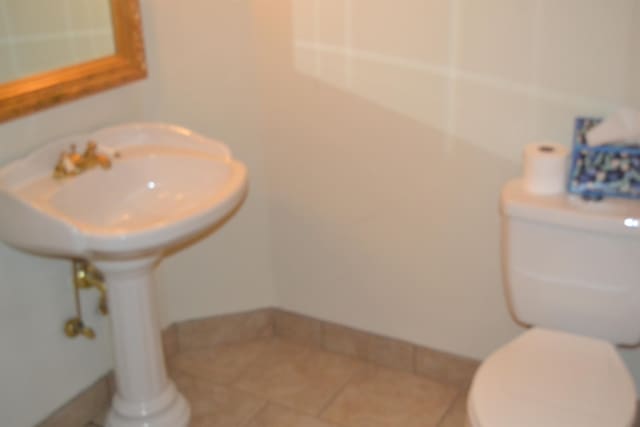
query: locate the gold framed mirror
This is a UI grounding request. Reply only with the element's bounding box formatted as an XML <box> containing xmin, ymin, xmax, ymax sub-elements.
<box><xmin>0</xmin><ymin>0</ymin><xmax>146</xmax><ymax>123</ymax></box>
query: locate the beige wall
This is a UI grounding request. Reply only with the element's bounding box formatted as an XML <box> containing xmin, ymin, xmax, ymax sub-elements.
<box><xmin>142</xmin><ymin>0</ymin><xmax>275</xmax><ymax>324</ymax></box>
<box><xmin>252</xmin><ymin>0</ymin><xmax>640</xmax><ymax>385</ymax></box>
<box><xmin>0</xmin><ymin>1</ymin><xmax>274</xmax><ymax>426</ymax></box>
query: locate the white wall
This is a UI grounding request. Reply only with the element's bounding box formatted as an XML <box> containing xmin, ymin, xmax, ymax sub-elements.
<box><xmin>251</xmin><ymin>0</ymin><xmax>640</xmax><ymax>385</ymax></box>
<box><xmin>3</xmin><ymin>1</ymin><xmax>640</xmax><ymax>425</ymax></box>
<box><xmin>0</xmin><ymin>87</ymin><xmax>148</xmax><ymax>427</ymax></box>
<box><xmin>141</xmin><ymin>0</ymin><xmax>274</xmax><ymax>323</ymax></box>
<box><xmin>0</xmin><ymin>1</ymin><xmax>274</xmax><ymax>426</ymax></box>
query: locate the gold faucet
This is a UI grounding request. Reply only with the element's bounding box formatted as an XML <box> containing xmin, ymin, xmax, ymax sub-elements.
<box><xmin>53</xmin><ymin>141</ymin><xmax>114</xmax><ymax>179</ymax></box>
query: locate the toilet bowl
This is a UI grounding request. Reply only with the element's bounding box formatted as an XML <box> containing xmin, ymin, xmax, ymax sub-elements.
<box><xmin>467</xmin><ymin>328</ymin><xmax>636</xmax><ymax>427</ymax></box>
<box><xmin>468</xmin><ymin>179</ymin><xmax>640</xmax><ymax>426</ymax></box>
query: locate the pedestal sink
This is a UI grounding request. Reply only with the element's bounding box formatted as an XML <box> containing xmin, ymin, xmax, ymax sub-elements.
<box><xmin>0</xmin><ymin>123</ymin><xmax>248</xmax><ymax>427</ymax></box>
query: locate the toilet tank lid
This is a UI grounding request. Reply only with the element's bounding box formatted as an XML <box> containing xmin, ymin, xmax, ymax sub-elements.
<box><xmin>468</xmin><ymin>328</ymin><xmax>636</xmax><ymax>427</ymax></box>
<box><xmin>501</xmin><ymin>179</ymin><xmax>640</xmax><ymax>236</ymax></box>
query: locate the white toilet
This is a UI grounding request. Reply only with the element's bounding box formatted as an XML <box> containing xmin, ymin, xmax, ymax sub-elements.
<box><xmin>467</xmin><ymin>178</ymin><xmax>639</xmax><ymax>427</ymax></box>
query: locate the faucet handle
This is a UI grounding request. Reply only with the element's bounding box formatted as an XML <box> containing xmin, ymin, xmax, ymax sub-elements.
<box><xmin>53</xmin><ymin>141</ymin><xmax>116</xmax><ymax>178</ymax></box>
<box><xmin>68</xmin><ymin>144</ymin><xmax>83</xmax><ymax>165</ymax></box>
<box><xmin>53</xmin><ymin>151</ymin><xmax>78</xmax><ymax>178</ymax></box>
<box><xmin>83</xmin><ymin>141</ymin><xmax>97</xmax><ymax>156</ymax></box>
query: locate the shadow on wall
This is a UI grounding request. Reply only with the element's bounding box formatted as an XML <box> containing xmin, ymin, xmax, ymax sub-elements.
<box><xmin>251</xmin><ymin>0</ymin><xmax>640</xmax><ymax>361</ymax></box>
<box><xmin>252</xmin><ymin>0</ymin><xmax>528</xmax><ymax>356</ymax></box>
<box><xmin>265</xmin><ymin>127</ymin><xmax>521</xmax><ymax>355</ymax></box>
<box><xmin>290</xmin><ymin>0</ymin><xmax>640</xmax><ymax>163</ymax></box>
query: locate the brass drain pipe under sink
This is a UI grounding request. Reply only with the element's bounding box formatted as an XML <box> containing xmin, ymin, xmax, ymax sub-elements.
<box><xmin>64</xmin><ymin>259</ymin><xmax>108</xmax><ymax>339</ymax></box>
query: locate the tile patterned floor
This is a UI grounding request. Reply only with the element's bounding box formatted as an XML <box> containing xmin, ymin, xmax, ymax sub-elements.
<box><xmin>93</xmin><ymin>337</ymin><xmax>468</xmax><ymax>427</ymax></box>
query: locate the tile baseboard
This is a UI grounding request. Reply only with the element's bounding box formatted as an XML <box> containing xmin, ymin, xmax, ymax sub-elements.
<box><xmin>35</xmin><ymin>377</ymin><xmax>110</xmax><ymax>427</ymax></box>
<box><xmin>272</xmin><ymin>309</ymin><xmax>479</xmax><ymax>388</ymax></box>
<box><xmin>36</xmin><ymin>309</ymin><xmax>274</xmax><ymax>426</ymax></box>
<box><xmin>36</xmin><ymin>307</ymin><xmax>640</xmax><ymax>426</ymax></box>
<box><xmin>36</xmin><ymin>322</ymin><xmax>189</xmax><ymax>427</ymax></box>
<box><xmin>176</xmin><ymin>308</ymin><xmax>275</xmax><ymax>352</ymax></box>
<box><xmin>37</xmin><ymin>307</ymin><xmax>480</xmax><ymax>426</ymax></box>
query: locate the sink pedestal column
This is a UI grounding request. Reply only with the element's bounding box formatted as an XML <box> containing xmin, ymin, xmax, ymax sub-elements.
<box><xmin>95</xmin><ymin>256</ymin><xmax>190</xmax><ymax>427</ymax></box>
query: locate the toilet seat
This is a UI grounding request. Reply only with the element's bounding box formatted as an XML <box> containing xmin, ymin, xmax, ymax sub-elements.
<box><xmin>467</xmin><ymin>328</ymin><xmax>636</xmax><ymax>427</ymax></box>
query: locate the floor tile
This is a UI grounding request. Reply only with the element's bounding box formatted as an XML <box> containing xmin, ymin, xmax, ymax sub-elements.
<box><xmin>172</xmin><ymin>371</ymin><xmax>266</xmax><ymax>427</ymax></box>
<box><xmin>233</xmin><ymin>339</ymin><xmax>366</xmax><ymax>415</ymax></box>
<box><xmin>323</xmin><ymin>323</ymin><xmax>414</xmax><ymax>372</ymax></box>
<box><xmin>162</xmin><ymin>324</ymin><xmax>180</xmax><ymax>361</ymax></box>
<box><xmin>274</xmin><ymin>310</ymin><xmax>324</xmax><ymax>348</ymax></box>
<box><xmin>39</xmin><ymin>377</ymin><xmax>110</xmax><ymax>427</ymax></box>
<box><xmin>85</xmin><ymin>337</ymin><xmax>470</xmax><ymax>427</ymax></box>
<box><xmin>87</xmin><ymin>409</ymin><xmax>108</xmax><ymax>427</ymax></box>
<box><xmin>177</xmin><ymin>309</ymin><xmax>274</xmax><ymax>352</ymax></box>
<box><xmin>436</xmin><ymin>389</ymin><xmax>468</xmax><ymax>427</ymax></box>
<box><xmin>366</xmin><ymin>333</ymin><xmax>414</xmax><ymax>373</ymax></box>
<box><xmin>323</xmin><ymin>322</ymin><xmax>369</xmax><ymax>359</ymax></box>
<box><xmin>321</xmin><ymin>365</ymin><xmax>459</xmax><ymax>427</ymax></box>
<box><xmin>246</xmin><ymin>404</ymin><xmax>339</xmax><ymax>427</ymax></box>
<box><xmin>170</xmin><ymin>339</ymin><xmax>271</xmax><ymax>385</ymax></box>
<box><xmin>415</xmin><ymin>347</ymin><xmax>478</xmax><ymax>388</ymax></box>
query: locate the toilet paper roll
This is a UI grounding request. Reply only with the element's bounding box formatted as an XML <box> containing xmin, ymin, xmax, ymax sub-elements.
<box><xmin>523</xmin><ymin>142</ymin><xmax>570</xmax><ymax>195</ymax></box>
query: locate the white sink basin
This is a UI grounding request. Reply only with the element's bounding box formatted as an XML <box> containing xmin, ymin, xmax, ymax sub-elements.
<box><xmin>0</xmin><ymin>123</ymin><xmax>247</xmax><ymax>258</ymax></box>
<box><xmin>0</xmin><ymin>123</ymin><xmax>248</xmax><ymax>427</ymax></box>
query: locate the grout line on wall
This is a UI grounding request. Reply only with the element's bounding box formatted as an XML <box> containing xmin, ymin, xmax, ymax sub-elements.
<box><xmin>444</xmin><ymin>0</ymin><xmax>461</xmax><ymax>155</ymax></box>
<box><xmin>344</xmin><ymin>0</ymin><xmax>353</xmax><ymax>89</ymax></box>
<box><xmin>293</xmin><ymin>40</ymin><xmax>620</xmax><ymax>112</ymax></box>
<box><xmin>62</xmin><ymin>0</ymin><xmax>80</xmax><ymax>62</ymax></box>
<box><xmin>296</xmin><ymin>41</ymin><xmax>449</xmax><ymax>78</ymax></box>
<box><xmin>531</xmin><ymin>0</ymin><xmax>544</xmax><ymax>134</ymax></box>
<box><xmin>312</xmin><ymin>0</ymin><xmax>320</xmax><ymax>76</ymax></box>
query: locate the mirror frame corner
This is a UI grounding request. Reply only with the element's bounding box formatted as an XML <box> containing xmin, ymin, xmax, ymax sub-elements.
<box><xmin>0</xmin><ymin>0</ymin><xmax>147</xmax><ymax>123</ymax></box>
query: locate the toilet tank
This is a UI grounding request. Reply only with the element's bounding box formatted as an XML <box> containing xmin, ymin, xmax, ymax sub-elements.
<box><xmin>501</xmin><ymin>179</ymin><xmax>640</xmax><ymax>345</ymax></box>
